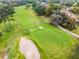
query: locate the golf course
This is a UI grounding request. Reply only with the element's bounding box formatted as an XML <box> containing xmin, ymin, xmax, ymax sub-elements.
<box><xmin>0</xmin><ymin>5</ymin><xmax>79</xmax><ymax>59</ymax></box>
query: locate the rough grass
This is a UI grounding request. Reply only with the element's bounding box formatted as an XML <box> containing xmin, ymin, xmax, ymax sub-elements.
<box><xmin>0</xmin><ymin>6</ymin><xmax>79</xmax><ymax>59</ymax></box>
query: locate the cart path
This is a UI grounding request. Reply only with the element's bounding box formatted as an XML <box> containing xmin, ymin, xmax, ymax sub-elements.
<box><xmin>19</xmin><ymin>37</ymin><xmax>40</xmax><ymax>59</ymax></box>
<box><xmin>57</xmin><ymin>25</ymin><xmax>79</xmax><ymax>39</ymax></box>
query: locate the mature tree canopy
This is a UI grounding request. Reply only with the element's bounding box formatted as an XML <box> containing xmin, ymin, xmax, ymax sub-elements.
<box><xmin>0</xmin><ymin>2</ymin><xmax>15</xmax><ymax>32</ymax></box>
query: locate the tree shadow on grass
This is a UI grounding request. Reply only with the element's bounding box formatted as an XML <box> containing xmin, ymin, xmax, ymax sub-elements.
<box><xmin>68</xmin><ymin>44</ymin><xmax>79</xmax><ymax>59</ymax></box>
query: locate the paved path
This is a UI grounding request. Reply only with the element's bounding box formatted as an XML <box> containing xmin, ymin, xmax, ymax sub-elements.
<box><xmin>57</xmin><ymin>25</ymin><xmax>79</xmax><ymax>39</ymax></box>
<box><xmin>19</xmin><ymin>37</ymin><xmax>40</xmax><ymax>59</ymax></box>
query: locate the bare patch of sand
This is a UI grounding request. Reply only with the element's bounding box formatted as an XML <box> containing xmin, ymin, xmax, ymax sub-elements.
<box><xmin>19</xmin><ymin>37</ymin><xmax>40</xmax><ymax>59</ymax></box>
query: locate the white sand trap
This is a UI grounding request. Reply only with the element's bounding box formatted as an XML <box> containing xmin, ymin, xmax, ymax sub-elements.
<box><xmin>4</xmin><ymin>54</ymin><xmax>8</xmax><ymax>59</ymax></box>
<box><xmin>19</xmin><ymin>37</ymin><xmax>40</xmax><ymax>59</ymax></box>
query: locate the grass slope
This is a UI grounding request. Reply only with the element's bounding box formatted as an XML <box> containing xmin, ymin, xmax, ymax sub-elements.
<box><xmin>0</xmin><ymin>6</ymin><xmax>79</xmax><ymax>59</ymax></box>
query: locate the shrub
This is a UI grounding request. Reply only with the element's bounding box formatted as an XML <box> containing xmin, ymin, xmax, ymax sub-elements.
<box><xmin>26</xmin><ymin>4</ymin><xmax>31</xmax><ymax>8</ymax></box>
<box><xmin>70</xmin><ymin>3</ymin><xmax>79</xmax><ymax>14</ymax></box>
<box><xmin>50</xmin><ymin>14</ymin><xmax>63</xmax><ymax>25</ymax></box>
<box><xmin>70</xmin><ymin>6</ymin><xmax>79</xmax><ymax>14</ymax></box>
<box><xmin>45</xmin><ymin>5</ymin><xmax>53</xmax><ymax>16</ymax></box>
<box><xmin>68</xmin><ymin>18</ymin><xmax>77</xmax><ymax>30</ymax></box>
<box><xmin>50</xmin><ymin>13</ymin><xmax>77</xmax><ymax>30</ymax></box>
<box><xmin>49</xmin><ymin>3</ymin><xmax>62</xmax><ymax>11</ymax></box>
<box><xmin>32</xmin><ymin>2</ymin><xmax>47</xmax><ymax>15</ymax></box>
<box><xmin>34</xmin><ymin>6</ymin><xmax>45</xmax><ymax>15</ymax></box>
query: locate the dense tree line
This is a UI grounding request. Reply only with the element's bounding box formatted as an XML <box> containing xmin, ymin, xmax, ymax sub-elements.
<box><xmin>7</xmin><ymin>0</ymin><xmax>76</xmax><ymax>6</ymax></box>
<box><xmin>31</xmin><ymin>0</ymin><xmax>79</xmax><ymax>30</ymax></box>
<box><xmin>32</xmin><ymin>1</ymin><xmax>62</xmax><ymax>16</ymax></box>
<box><xmin>0</xmin><ymin>2</ymin><xmax>15</xmax><ymax>32</ymax></box>
<box><xmin>50</xmin><ymin>13</ymin><xmax>77</xmax><ymax>30</ymax></box>
<box><xmin>26</xmin><ymin>0</ymin><xmax>79</xmax><ymax>4</ymax></box>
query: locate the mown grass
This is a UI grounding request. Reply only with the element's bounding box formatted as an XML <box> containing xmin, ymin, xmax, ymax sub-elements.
<box><xmin>0</xmin><ymin>6</ymin><xmax>79</xmax><ymax>59</ymax></box>
<box><xmin>29</xmin><ymin>24</ymin><xmax>78</xmax><ymax>59</ymax></box>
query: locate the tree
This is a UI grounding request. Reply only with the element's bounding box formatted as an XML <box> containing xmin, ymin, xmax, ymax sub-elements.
<box><xmin>49</xmin><ymin>3</ymin><xmax>62</xmax><ymax>11</ymax></box>
<box><xmin>0</xmin><ymin>2</ymin><xmax>15</xmax><ymax>32</ymax></box>
<box><xmin>32</xmin><ymin>2</ymin><xmax>46</xmax><ymax>15</ymax></box>
<box><xmin>45</xmin><ymin>4</ymin><xmax>53</xmax><ymax>16</ymax></box>
<box><xmin>68</xmin><ymin>18</ymin><xmax>77</xmax><ymax>30</ymax></box>
<box><xmin>69</xmin><ymin>3</ymin><xmax>79</xmax><ymax>14</ymax></box>
<box><xmin>50</xmin><ymin>13</ymin><xmax>77</xmax><ymax>30</ymax></box>
<box><xmin>50</xmin><ymin>14</ymin><xmax>63</xmax><ymax>25</ymax></box>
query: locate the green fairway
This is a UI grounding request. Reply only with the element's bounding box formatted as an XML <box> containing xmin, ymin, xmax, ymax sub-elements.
<box><xmin>0</xmin><ymin>6</ymin><xmax>79</xmax><ymax>59</ymax></box>
<box><xmin>29</xmin><ymin>24</ymin><xmax>78</xmax><ymax>59</ymax></box>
